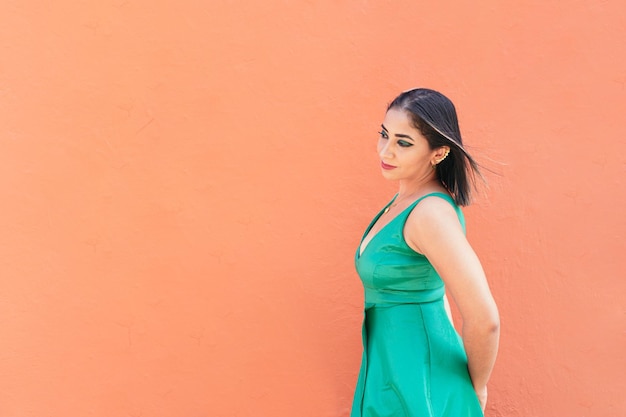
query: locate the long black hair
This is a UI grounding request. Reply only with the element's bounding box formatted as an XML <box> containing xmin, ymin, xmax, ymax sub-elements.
<box><xmin>387</xmin><ymin>88</ymin><xmax>481</xmax><ymax>206</ymax></box>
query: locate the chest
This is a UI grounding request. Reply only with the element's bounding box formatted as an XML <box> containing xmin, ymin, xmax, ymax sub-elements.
<box><xmin>356</xmin><ymin>216</ymin><xmax>443</xmax><ymax>291</ymax></box>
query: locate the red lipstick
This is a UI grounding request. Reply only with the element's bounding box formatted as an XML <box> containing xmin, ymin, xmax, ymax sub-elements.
<box><xmin>381</xmin><ymin>161</ymin><xmax>396</xmax><ymax>170</ymax></box>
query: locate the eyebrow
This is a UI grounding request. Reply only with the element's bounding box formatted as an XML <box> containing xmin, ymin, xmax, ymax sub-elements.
<box><xmin>381</xmin><ymin>124</ymin><xmax>414</xmax><ymax>141</ymax></box>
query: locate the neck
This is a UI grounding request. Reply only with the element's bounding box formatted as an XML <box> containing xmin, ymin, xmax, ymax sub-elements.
<box><xmin>397</xmin><ymin>176</ymin><xmax>439</xmax><ymax>199</ymax></box>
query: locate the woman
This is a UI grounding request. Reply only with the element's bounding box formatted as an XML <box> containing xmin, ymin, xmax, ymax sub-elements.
<box><xmin>351</xmin><ymin>88</ymin><xmax>500</xmax><ymax>417</ymax></box>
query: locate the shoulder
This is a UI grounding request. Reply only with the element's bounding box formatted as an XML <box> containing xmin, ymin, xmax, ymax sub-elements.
<box><xmin>409</xmin><ymin>194</ymin><xmax>462</xmax><ymax>227</ymax></box>
<box><xmin>404</xmin><ymin>194</ymin><xmax>465</xmax><ymax>253</ymax></box>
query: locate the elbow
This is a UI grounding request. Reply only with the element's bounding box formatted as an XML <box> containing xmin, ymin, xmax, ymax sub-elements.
<box><xmin>465</xmin><ymin>313</ymin><xmax>500</xmax><ymax>335</ymax></box>
<box><xmin>483</xmin><ymin>311</ymin><xmax>500</xmax><ymax>334</ymax></box>
<box><xmin>485</xmin><ymin>317</ymin><xmax>500</xmax><ymax>334</ymax></box>
<box><xmin>460</xmin><ymin>300</ymin><xmax>500</xmax><ymax>336</ymax></box>
<box><xmin>482</xmin><ymin>302</ymin><xmax>500</xmax><ymax>334</ymax></box>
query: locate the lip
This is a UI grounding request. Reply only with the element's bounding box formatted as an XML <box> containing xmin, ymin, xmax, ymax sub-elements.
<box><xmin>381</xmin><ymin>161</ymin><xmax>396</xmax><ymax>170</ymax></box>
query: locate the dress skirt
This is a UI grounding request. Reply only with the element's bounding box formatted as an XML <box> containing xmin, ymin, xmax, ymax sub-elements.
<box><xmin>350</xmin><ymin>299</ymin><xmax>483</xmax><ymax>417</ymax></box>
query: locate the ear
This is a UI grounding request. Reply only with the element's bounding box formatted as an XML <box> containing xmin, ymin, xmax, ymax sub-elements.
<box><xmin>431</xmin><ymin>146</ymin><xmax>451</xmax><ymax>165</ymax></box>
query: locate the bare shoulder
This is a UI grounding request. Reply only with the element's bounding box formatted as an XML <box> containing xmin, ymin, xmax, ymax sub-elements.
<box><xmin>407</xmin><ymin>194</ymin><xmax>462</xmax><ymax>229</ymax></box>
<box><xmin>404</xmin><ymin>195</ymin><xmax>465</xmax><ymax>253</ymax></box>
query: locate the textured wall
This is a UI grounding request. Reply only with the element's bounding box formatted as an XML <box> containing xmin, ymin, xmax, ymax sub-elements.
<box><xmin>1</xmin><ymin>1</ymin><xmax>624</xmax><ymax>416</ymax></box>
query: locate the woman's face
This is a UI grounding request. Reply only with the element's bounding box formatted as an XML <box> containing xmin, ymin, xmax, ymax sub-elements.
<box><xmin>377</xmin><ymin>108</ymin><xmax>442</xmax><ymax>182</ymax></box>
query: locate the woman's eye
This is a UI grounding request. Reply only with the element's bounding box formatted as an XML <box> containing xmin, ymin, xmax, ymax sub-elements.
<box><xmin>398</xmin><ymin>140</ymin><xmax>413</xmax><ymax>147</ymax></box>
<box><xmin>378</xmin><ymin>131</ymin><xmax>388</xmax><ymax>139</ymax></box>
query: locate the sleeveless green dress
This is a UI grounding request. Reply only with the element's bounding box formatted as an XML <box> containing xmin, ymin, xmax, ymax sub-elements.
<box><xmin>350</xmin><ymin>192</ymin><xmax>483</xmax><ymax>417</ymax></box>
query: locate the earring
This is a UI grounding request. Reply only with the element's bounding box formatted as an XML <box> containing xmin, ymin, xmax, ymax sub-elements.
<box><xmin>436</xmin><ymin>150</ymin><xmax>450</xmax><ymax>164</ymax></box>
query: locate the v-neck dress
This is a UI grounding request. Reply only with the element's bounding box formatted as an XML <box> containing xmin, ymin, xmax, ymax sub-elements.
<box><xmin>350</xmin><ymin>192</ymin><xmax>483</xmax><ymax>417</ymax></box>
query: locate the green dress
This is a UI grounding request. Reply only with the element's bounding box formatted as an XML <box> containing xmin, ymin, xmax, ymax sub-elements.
<box><xmin>351</xmin><ymin>192</ymin><xmax>483</xmax><ymax>417</ymax></box>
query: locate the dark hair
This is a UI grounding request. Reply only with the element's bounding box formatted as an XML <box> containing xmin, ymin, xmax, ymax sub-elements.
<box><xmin>387</xmin><ymin>88</ymin><xmax>481</xmax><ymax>206</ymax></box>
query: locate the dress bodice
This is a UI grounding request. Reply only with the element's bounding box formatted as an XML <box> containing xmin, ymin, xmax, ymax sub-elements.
<box><xmin>355</xmin><ymin>192</ymin><xmax>465</xmax><ymax>306</ymax></box>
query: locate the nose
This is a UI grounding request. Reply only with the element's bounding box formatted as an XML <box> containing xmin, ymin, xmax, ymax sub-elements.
<box><xmin>379</xmin><ymin>140</ymin><xmax>393</xmax><ymax>160</ymax></box>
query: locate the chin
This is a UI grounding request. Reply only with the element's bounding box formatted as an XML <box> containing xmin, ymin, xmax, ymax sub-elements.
<box><xmin>380</xmin><ymin>170</ymin><xmax>397</xmax><ymax>180</ymax></box>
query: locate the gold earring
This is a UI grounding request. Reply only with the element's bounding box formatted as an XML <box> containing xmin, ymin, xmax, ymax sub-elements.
<box><xmin>436</xmin><ymin>150</ymin><xmax>450</xmax><ymax>164</ymax></box>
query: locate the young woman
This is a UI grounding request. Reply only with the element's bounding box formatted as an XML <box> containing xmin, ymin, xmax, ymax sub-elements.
<box><xmin>351</xmin><ymin>88</ymin><xmax>500</xmax><ymax>417</ymax></box>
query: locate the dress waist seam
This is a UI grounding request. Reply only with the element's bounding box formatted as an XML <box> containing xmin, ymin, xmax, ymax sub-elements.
<box><xmin>364</xmin><ymin>298</ymin><xmax>442</xmax><ymax>310</ymax></box>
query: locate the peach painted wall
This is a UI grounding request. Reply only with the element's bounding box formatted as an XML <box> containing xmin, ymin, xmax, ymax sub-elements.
<box><xmin>1</xmin><ymin>1</ymin><xmax>624</xmax><ymax>416</ymax></box>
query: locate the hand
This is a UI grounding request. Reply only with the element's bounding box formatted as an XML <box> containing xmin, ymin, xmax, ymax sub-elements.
<box><xmin>475</xmin><ymin>385</ymin><xmax>487</xmax><ymax>412</ymax></box>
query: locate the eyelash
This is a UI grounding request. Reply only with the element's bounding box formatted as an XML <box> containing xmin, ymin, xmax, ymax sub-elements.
<box><xmin>378</xmin><ymin>131</ymin><xmax>413</xmax><ymax>148</ymax></box>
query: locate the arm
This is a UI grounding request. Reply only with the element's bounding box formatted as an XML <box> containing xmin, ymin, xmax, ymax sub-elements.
<box><xmin>405</xmin><ymin>198</ymin><xmax>500</xmax><ymax>410</ymax></box>
<box><xmin>443</xmin><ymin>294</ymin><xmax>454</xmax><ymax>327</ymax></box>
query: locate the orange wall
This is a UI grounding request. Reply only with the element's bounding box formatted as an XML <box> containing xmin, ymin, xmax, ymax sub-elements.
<box><xmin>1</xmin><ymin>1</ymin><xmax>624</xmax><ymax>416</ymax></box>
